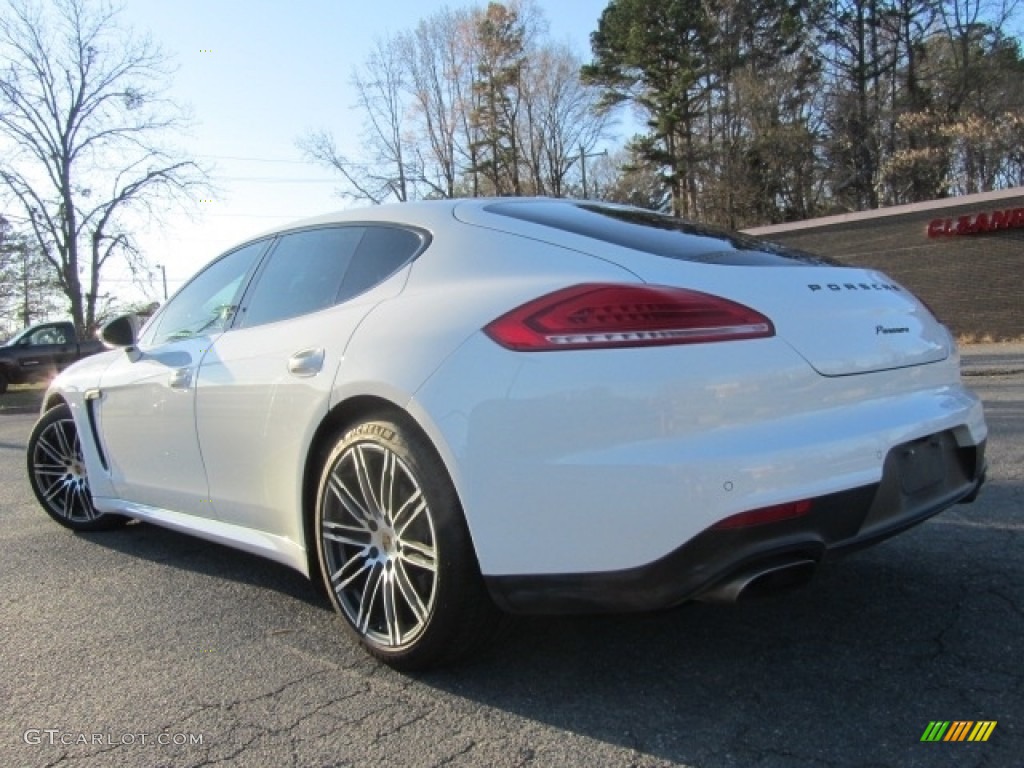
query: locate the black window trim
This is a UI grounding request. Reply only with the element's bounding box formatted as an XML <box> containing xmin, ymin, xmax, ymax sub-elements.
<box><xmin>232</xmin><ymin>222</ymin><xmax>431</xmax><ymax>330</ymax></box>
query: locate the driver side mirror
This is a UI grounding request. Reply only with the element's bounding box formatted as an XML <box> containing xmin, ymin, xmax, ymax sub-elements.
<box><xmin>100</xmin><ymin>314</ymin><xmax>141</xmax><ymax>349</ymax></box>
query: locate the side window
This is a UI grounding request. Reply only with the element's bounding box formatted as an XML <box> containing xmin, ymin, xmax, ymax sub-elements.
<box><xmin>240</xmin><ymin>227</ymin><xmax>364</xmax><ymax>328</ymax></box>
<box><xmin>338</xmin><ymin>226</ymin><xmax>423</xmax><ymax>303</ymax></box>
<box><xmin>145</xmin><ymin>241</ymin><xmax>265</xmax><ymax>346</ymax></box>
<box><xmin>29</xmin><ymin>326</ymin><xmax>63</xmax><ymax>345</ymax></box>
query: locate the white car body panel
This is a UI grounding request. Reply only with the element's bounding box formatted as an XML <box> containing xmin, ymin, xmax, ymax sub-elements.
<box><xmin>96</xmin><ymin>336</ymin><xmax>215</xmax><ymax>516</ymax></box>
<box><xmin>414</xmin><ymin>330</ymin><xmax>985</xmax><ymax>575</ymax></box>
<box><xmin>38</xmin><ymin>198</ymin><xmax>988</xmax><ymax>609</ymax></box>
<box><xmin>335</xmin><ymin>231</ymin><xmax>640</xmax><ymax>404</ymax></box>
<box><xmin>196</xmin><ymin>271</ymin><xmax>407</xmax><ymax>540</ymax></box>
<box><xmin>453</xmin><ymin>200</ymin><xmax>950</xmax><ymax>376</ymax></box>
<box><xmin>598</xmin><ymin>260</ymin><xmax>951</xmax><ymax>376</ymax></box>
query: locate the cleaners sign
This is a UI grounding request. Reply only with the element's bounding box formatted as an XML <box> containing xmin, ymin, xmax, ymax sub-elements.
<box><xmin>928</xmin><ymin>207</ymin><xmax>1024</xmax><ymax>237</ymax></box>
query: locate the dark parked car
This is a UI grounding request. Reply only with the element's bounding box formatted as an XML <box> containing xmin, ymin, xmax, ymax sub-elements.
<box><xmin>0</xmin><ymin>321</ymin><xmax>104</xmax><ymax>394</ymax></box>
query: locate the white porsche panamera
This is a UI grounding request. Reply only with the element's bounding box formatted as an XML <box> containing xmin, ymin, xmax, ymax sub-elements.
<box><xmin>27</xmin><ymin>198</ymin><xmax>987</xmax><ymax>669</ymax></box>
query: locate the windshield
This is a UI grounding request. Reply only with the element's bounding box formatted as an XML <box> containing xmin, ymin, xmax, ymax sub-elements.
<box><xmin>3</xmin><ymin>327</ymin><xmax>30</xmax><ymax>346</ymax></box>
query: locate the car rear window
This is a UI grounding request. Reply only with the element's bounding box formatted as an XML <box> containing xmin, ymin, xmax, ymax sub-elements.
<box><xmin>338</xmin><ymin>226</ymin><xmax>425</xmax><ymax>302</ymax></box>
<box><xmin>484</xmin><ymin>201</ymin><xmax>837</xmax><ymax>267</ymax></box>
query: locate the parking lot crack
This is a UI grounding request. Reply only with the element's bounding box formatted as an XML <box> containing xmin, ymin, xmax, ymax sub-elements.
<box><xmin>428</xmin><ymin>738</ymin><xmax>477</xmax><ymax>767</ymax></box>
<box><xmin>370</xmin><ymin>705</ymin><xmax>434</xmax><ymax>745</ymax></box>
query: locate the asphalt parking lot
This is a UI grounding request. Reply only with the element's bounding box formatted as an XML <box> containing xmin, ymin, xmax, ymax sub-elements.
<box><xmin>1</xmin><ymin>349</ymin><xmax>1021</xmax><ymax>768</ymax></box>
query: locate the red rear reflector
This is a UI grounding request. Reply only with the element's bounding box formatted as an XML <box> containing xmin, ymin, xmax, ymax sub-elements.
<box><xmin>712</xmin><ymin>500</ymin><xmax>813</xmax><ymax>530</ymax></box>
<box><xmin>484</xmin><ymin>283</ymin><xmax>774</xmax><ymax>351</ymax></box>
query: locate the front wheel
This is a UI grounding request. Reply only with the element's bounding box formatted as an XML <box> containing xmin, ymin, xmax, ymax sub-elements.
<box><xmin>27</xmin><ymin>404</ymin><xmax>128</xmax><ymax>531</ymax></box>
<box><xmin>315</xmin><ymin>416</ymin><xmax>501</xmax><ymax>670</ymax></box>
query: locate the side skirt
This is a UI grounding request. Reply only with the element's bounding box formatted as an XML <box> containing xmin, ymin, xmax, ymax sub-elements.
<box><xmin>92</xmin><ymin>496</ymin><xmax>311</xmax><ymax>577</ymax></box>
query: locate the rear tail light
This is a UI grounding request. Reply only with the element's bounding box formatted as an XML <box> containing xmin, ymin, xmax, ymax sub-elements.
<box><xmin>484</xmin><ymin>283</ymin><xmax>774</xmax><ymax>351</ymax></box>
<box><xmin>712</xmin><ymin>500</ymin><xmax>813</xmax><ymax>530</ymax></box>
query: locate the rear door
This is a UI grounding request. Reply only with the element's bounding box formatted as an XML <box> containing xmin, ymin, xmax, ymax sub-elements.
<box><xmin>195</xmin><ymin>225</ymin><xmax>425</xmax><ymax>538</ymax></box>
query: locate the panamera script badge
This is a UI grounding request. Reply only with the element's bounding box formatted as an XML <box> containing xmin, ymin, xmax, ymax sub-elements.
<box><xmin>876</xmin><ymin>325</ymin><xmax>910</xmax><ymax>335</ymax></box>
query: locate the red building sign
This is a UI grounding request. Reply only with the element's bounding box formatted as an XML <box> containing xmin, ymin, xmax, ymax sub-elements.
<box><xmin>928</xmin><ymin>207</ymin><xmax>1024</xmax><ymax>237</ymax></box>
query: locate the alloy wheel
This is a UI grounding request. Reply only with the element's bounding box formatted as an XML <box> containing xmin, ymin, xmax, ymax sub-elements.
<box><xmin>30</xmin><ymin>411</ymin><xmax>98</xmax><ymax>524</ymax></box>
<box><xmin>320</xmin><ymin>442</ymin><xmax>439</xmax><ymax>649</ymax></box>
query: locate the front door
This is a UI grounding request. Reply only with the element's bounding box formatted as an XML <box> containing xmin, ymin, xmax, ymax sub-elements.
<box><xmin>95</xmin><ymin>241</ymin><xmax>266</xmax><ymax>516</ymax></box>
<box><xmin>96</xmin><ymin>336</ymin><xmax>215</xmax><ymax>515</ymax></box>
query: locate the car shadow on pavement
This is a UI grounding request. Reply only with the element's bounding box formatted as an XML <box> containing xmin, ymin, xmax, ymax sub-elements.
<box><xmin>62</xmin><ymin>479</ymin><xmax>1021</xmax><ymax>767</ymax></box>
<box><xmin>415</xmin><ymin>495</ymin><xmax>1023</xmax><ymax>768</ymax></box>
<box><xmin>80</xmin><ymin>521</ymin><xmax>333</xmax><ymax>612</ymax></box>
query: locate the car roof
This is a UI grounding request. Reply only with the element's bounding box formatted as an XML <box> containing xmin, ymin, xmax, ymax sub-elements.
<box><xmin>246</xmin><ymin>198</ymin><xmax>505</xmax><ymax>239</ymax></box>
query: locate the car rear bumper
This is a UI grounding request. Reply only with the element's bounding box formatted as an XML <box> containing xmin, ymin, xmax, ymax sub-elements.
<box><xmin>484</xmin><ymin>432</ymin><xmax>986</xmax><ymax>614</ymax></box>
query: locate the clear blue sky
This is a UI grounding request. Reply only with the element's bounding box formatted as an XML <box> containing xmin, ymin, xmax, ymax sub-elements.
<box><xmin>115</xmin><ymin>0</ymin><xmax>614</xmax><ymax>297</ymax></box>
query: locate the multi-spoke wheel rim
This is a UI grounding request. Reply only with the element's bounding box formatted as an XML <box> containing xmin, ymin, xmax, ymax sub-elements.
<box><xmin>320</xmin><ymin>442</ymin><xmax>438</xmax><ymax>649</ymax></box>
<box><xmin>31</xmin><ymin>415</ymin><xmax>97</xmax><ymax>523</ymax></box>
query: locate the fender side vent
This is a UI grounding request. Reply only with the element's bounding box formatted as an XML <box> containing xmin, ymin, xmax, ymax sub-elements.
<box><xmin>83</xmin><ymin>392</ymin><xmax>109</xmax><ymax>472</ymax></box>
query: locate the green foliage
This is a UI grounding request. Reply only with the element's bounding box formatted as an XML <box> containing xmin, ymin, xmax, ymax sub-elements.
<box><xmin>307</xmin><ymin>0</ymin><xmax>1024</xmax><ymax>224</ymax></box>
<box><xmin>0</xmin><ymin>216</ymin><xmax>63</xmax><ymax>335</ymax></box>
<box><xmin>469</xmin><ymin>3</ymin><xmax>528</xmax><ymax>194</ymax></box>
<box><xmin>583</xmin><ymin>0</ymin><xmax>1024</xmax><ymax>225</ymax></box>
<box><xmin>583</xmin><ymin>0</ymin><xmax>820</xmax><ymax>223</ymax></box>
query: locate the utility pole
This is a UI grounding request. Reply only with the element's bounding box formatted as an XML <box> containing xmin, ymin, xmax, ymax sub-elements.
<box><xmin>22</xmin><ymin>243</ymin><xmax>30</xmax><ymax>327</ymax></box>
<box><xmin>156</xmin><ymin>264</ymin><xmax>168</xmax><ymax>300</ymax></box>
<box><xmin>579</xmin><ymin>144</ymin><xmax>608</xmax><ymax>199</ymax></box>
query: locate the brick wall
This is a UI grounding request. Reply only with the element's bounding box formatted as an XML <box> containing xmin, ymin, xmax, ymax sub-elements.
<box><xmin>745</xmin><ymin>190</ymin><xmax>1024</xmax><ymax>341</ymax></box>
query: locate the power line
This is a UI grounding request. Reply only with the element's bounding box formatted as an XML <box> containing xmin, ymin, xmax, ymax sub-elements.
<box><xmin>196</xmin><ymin>153</ymin><xmax>313</xmax><ymax>165</ymax></box>
<box><xmin>202</xmin><ymin>212</ymin><xmax>322</xmax><ymax>219</ymax></box>
<box><xmin>197</xmin><ymin>152</ymin><xmax>415</xmax><ymax>172</ymax></box>
<box><xmin>214</xmin><ymin>176</ymin><xmax>340</xmax><ymax>183</ymax></box>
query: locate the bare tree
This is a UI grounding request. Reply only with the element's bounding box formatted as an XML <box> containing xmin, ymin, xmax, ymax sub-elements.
<box><xmin>588</xmin><ymin>146</ymin><xmax>671</xmax><ymax>211</ymax></box>
<box><xmin>401</xmin><ymin>8</ymin><xmax>477</xmax><ymax>199</ymax></box>
<box><xmin>519</xmin><ymin>43</ymin><xmax>610</xmax><ymax>197</ymax></box>
<box><xmin>302</xmin><ymin>2</ymin><xmax>609</xmax><ymax>204</ymax></box>
<box><xmin>469</xmin><ymin>2</ymin><xmax>527</xmax><ymax>195</ymax></box>
<box><xmin>0</xmin><ymin>0</ymin><xmax>207</xmax><ymax>335</ymax></box>
<box><xmin>298</xmin><ymin>34</ymin><xmax>415</xmax><ymax>205</ymax></box>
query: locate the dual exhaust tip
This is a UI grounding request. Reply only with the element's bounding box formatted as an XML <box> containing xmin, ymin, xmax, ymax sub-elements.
<box><xmin>698</xmin><ymin>557</ymin><xmax>818</xmax><ymax>603</ymax></box>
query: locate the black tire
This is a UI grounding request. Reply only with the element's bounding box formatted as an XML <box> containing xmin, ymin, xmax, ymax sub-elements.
<box><xmin>27</xmin><ymin>404</ymin><xmax>128</xmax><ymax>531</ymax></box>
<box><xmin>0</xmin><ymin>369</ymin><xmax>8</xmax><ymax>395</ymax></box>
<box><xmin>315</xmin><ymin>416</ymin><xmax>502</xmax><ymax>671</ymax></box>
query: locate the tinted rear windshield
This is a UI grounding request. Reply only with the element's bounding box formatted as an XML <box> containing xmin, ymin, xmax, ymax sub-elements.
<box><xmin>485</xmin><ymin>201</ymin><xmax>837</xmax><ymax>267</ymax></box>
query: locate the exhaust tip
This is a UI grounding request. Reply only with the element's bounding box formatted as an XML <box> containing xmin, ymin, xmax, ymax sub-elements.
<box><xmin>698</xmin><ymin>558</ymin><xmax>818</xmax><ymax>603</ymax></box>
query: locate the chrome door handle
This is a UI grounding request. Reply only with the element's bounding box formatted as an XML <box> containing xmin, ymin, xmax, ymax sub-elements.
<box><xmin>169</xmin><ymin>367</ymin><xmax>193</xmax><ymax>390</ymax></box>
<box><xmin>287</xmin><ymin>347</ymin><xmax>325</xmax><ymax>378</ymax></box>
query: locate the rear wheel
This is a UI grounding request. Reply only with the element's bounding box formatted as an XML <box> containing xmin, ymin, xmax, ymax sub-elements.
<box><xmin>27</xmin><ymin>404</ymin><xmax>128</xmax><ymax>531</ymax></box>
<box><xmin>315</xmin><ymin>416</ymin><xmax>501</xmax><ymax>670</ymax></box>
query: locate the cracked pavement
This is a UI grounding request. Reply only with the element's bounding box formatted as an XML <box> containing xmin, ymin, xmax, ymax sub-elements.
<box><xmin>1</xmin><ymin>362</ymin><xmax>1020</xmax><ymax>767</ymax></box>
